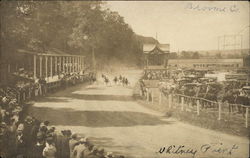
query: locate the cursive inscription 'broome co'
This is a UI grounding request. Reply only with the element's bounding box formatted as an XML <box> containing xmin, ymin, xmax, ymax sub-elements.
<box><xmin>185</xmin><ymin>2</ymin><xmax>240</xmax><ymax>13</ymax></box>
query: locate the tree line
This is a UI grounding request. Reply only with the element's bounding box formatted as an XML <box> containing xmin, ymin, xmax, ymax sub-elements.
<box><xmin>1</xmin><ymin>1</ymin><xmax>143</xmax><ymax>67</ymax></box>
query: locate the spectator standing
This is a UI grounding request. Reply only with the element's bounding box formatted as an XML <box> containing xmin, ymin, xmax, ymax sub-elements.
<box><xmin>43</xmin><ymin>137</ymin><xmax>57</xmax><ymax>158</ymax></box>
<box><xmin>69</xmin><ymin>133</ymin><xmax>79</xmax><ymax>158</ymax></box>
<box><xmin>73</xmin><ymin>138</ymin><xmax>87</xmax><ymax>158</ymax></box>
<box><xmin>55</xmin><ymin>130</ymin><xmax>70</xmax><ymax>158</ymax></box>
<box><xmin>15</xmin><ymin>123</ymin><xmax>27</xmax><ymax>158</ymax></box>
<box><xmin>31</xmin><ymin>132</ymin><xmax>46</xmax><ymax>158</ymax></box>
<box><xmin>85</xmin><ymin>146</ymin><xmax>99</xmax><ymax>158</ymax></box>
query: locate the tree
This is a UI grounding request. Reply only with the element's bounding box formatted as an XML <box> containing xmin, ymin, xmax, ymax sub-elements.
<box><xmin>215</xmin><ymin>52</ymin><xmax>222</xmax><ymax>59</ymax></box>
<box><xmin>180</xmin><ymin>51</ymin><xmax>192</xmax><ymax>59</ymax></box>
<box><xmin>192</xmin><ymin>52</ymin><xmax>200</xmax><ymax>59</ymax></box>
<box><xmin>1</xmin><ymin>1</ymin><xmax>143</xmax><ymax>68</ymax></box>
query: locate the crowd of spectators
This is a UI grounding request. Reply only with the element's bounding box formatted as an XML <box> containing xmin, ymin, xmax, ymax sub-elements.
<box><xmin>0</xmin><ymin>112</ymin><xmax>124</xmax><ymax>158</ymax></box>
<box><xmin>1</xmin><ymin>70</ymin><xmax>126</xmax><ymax>158</ymax></box>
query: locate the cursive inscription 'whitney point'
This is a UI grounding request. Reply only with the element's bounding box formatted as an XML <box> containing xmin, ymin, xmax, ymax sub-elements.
<box><xmin>158</xmin><ymin>145</ymin><xmax>197</xmax><ymax>157</ymax></box>
<box><xmin>158</xmin><ymin>143</ymin><xmax>239</xmax><ymax>158</ymax></box>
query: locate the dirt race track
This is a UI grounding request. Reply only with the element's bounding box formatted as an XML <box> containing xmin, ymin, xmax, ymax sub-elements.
<box><xmin>28</xmin><ymin>70</ymin><xmax>249</xmax><ymax>158</ymax></box>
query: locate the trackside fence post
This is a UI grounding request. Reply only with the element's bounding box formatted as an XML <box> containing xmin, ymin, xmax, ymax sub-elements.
<box><xmin>168</xmin><ymin>94</ymin><xmax>172</xmax><ymax>108</ymax></box>
<box><xmin>146</xmin><ymin>88</ymin><xmax>149</xmax><ymax>102</ymax></box>
<box><xmin>246</xmin><ymin>107</ymin><xmax>249</xmax><ymax>128</ymax></box>
<box><xmin>181</xmin><ymin>97</ymin><xmax>184</xmax><ymax>111</ymax></box>
<box><xmin>197</xmin><ymin>99</ymin><xmax>200</xmax><ymax>116</ymax></box>
<box><xmin>159</xmin><ymin>91</ymin><xmax>162</xmax><ymax>105</ymax></box>
<box><xmin>218</xmin><ymin>102</ymin><xmax>221</xmax><ymax>120</ymax></box>
<box><xmin>151</xmin><ymin>90</ymin><xmax>154</xmax><ymax>104</ymax></box>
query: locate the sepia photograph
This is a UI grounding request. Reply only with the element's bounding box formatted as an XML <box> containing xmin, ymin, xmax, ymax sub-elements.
<box><xmin>0</xmin><ymin>1</ymin><xmax>249</xmax><ymax>158</ymax></box>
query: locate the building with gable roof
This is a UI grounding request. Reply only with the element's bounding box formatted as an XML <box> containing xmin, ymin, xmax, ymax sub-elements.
<box><xmin>143</xmin><ymin>43</ymin><xmax>170</xmax><ymax>69</ymax></box>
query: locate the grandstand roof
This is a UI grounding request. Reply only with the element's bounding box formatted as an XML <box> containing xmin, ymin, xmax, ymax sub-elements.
<box><xmin>16</xmin><ymin>48</ymin><xmax>84</xmax><ymax>57</ymax></box>
<box><xmin>143</xmin><ymin>44</ymin><xmax>170</xmax><ymax>54</ymax></box>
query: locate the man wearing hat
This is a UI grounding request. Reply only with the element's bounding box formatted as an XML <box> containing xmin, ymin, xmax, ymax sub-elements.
<box><xmin>55</xmin><ymin>130</ymin><xmax>70</xmax><ymax>158</ymax></box>
<box><xmin>15</xmin><ymin>123</ymin><xmax>27</xmax><ymax>158</ymax></box>
<box><xmin>83</xmin><ymin>138</ymin><xmax>94</xmax><ymax>158</ymax></box>
<box><xmin>85</xmin><ymin>146</ymin><xmax>100</xmax><ymax>158</ymax></box>
<box><xmin>73</xmin><ymin>137</ymin><xmax>87</xmax><ymax>158</ymax></box>
<box><xmin>0</xmin><ymin>122</ymin><xmax>9</xmax><ymax>158</ymax></box>
<box><xmin>69</xmin><ymin>133</ymin><xmax>79</xmax><ymax>158</ymax></box>
<box><xmin>43</xmin><ymin>136</ymin><xmax>57</xmax><ymax>158</ymax></box>
<box><xmin>30</xmin><ymin>132</ymin><xmax>46</xmax><ymax>158</ymax></box>
<box><xmin>104</xmin><ymin>152</ymin><xmax>114</xmax><ymax>158</ymax></box>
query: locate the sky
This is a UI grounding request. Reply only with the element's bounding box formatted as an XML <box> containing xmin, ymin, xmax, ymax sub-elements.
<box><xmin>106</xmin><ymin>1</ymin><xmax>249</xmax><ymax>52</ymax></box>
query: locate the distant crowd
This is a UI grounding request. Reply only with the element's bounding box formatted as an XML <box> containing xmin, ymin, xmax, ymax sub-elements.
<box><xmin>142</xmin><ymin>70</ymin><xmax>169</xmax><ymax>80</ymax></box>
<box><xmin>139</xmin><ymin>69</ymin><xmax>250</xmax><ymax>115</ymax></box>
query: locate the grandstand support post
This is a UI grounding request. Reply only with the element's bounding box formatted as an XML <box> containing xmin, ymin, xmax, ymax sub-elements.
<box><xmin>39</xmin><ymin>56</ymin><xmax>42</xmax><ymax>78</ymax></box>
<box><xmin>79</xmin><ymin>57</ymin><xmax>81</xmax><ymax>71</ymax></box>
<box><xmin>58</xmin><ymin>57</ymin><xmax>60</xmax><ymax>74</ymax></box>
<box><xmin>181</xmin><ymin>97</ymin><xmax>184</xmax><ymax>111</ymax></box>
<box><xmin>246</xmin><ymin>107</ymin><xmax>248</xmax><ymax>128</ymax></box>
<box><xmin>70</xmin><ymin>56</ymin><xmax>72</xmax><ymax>73</ymax></box>
<box><xmin>82</xmin><ymin>57</ymin><xmax>84</xmax><ymax>70</ymax></box>
<box><xmin>75</xmin><ymin>57</ymin><xmax>77</xmax><ymax>72</ymax></box>
<box><xmin>197</xmin><ymin>99</ymin><xmax>200</xmax><ymax>116</ymax></box>
<box><xmin>218</xmin><ymin>102</ymin><xmax>221</xmax><ymax>120</ymax></box>
<box><xmin>50</xmin><ymin>56</ymin><xmax>53</xmax><ymax>78</ymax></box>
<box><xmin>73</xmin><ymin>57</ymin><xmax>76</xmax><ymax>72</ymax></box>
<box><xmin>62</xmin><ymin>56</ymin><xmax>65</xmax><ymax>73</ymax></box>
<box><xmin>81</xmin><ymin>56</ymin><xmax>83</xmax><ymax>70</ymax></box>
<box><xmin>70</xmin><ymin>57</ymin><xmax>73</xmax><ymax>73</ymax></box>
<box><xmin>168</xmin><ymin>94</ymin><xmax>172</xmax><ymax>108</ymax></box>
<box><xmin>65</xmin><ymin>57</ymin><xmax>67</xmax><ymax>74</ymax></box>
<box><xmin>159</xmin><ymin>91</ymin><xmax>162</xmax><ymax>105</ymax></box>
<box><xmin>80</xmin><ymin>57</ymin><xmax>83</xmax><ymax>71</ymax></box>
<box><xmin>68</xmin><ymin>56</ymin><xmax>70</xmax><ymax>74</ymax></box>
<box><xmin>77</xmin><ymin>57</ymin><xmax>80</xmax><ymax>72</ymax></box>
<box><xmin>55</xmin><ymin>56</ymin><xmax>57</xmax><ymax>75</ymax></box>
<box><xmin>146</xmin><ymin>88</ymin><xmax>149</xmax><ymax>102</ymax></box>
<box><xmin>66</xmin><ymin>57</ymin><xmax>68</xmax><ymax>74</ymax></box>
<box><xmin>151</xmin><ymin>90</ymin><xmax>154</xmax><ymax>104</ymax></box>
<box><xmin>66</xmin><ymin>56</ymin><xmax>69</xmax><ymax>74</ymax></box>
<box><xmin>45</xmin><ymin>56</ymin><xmax>48</xmax><ymax>79</ymax></box>
<box><xmin>33</xmin><ymin>55</ymin><xmax>36</xmax><ymax>80</ymax></box>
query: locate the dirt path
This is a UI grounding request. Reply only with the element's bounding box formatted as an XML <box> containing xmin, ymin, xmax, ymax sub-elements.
<box><xmin>28</xmin><ymin>70</ymin><xmax>249</xmax><ymax>158</ymax></box>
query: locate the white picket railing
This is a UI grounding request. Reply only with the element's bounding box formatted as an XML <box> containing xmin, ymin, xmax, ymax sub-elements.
<box><xmin>141</xmin><ymin>88</ymin><xmax>249</xmax><ymax>128</ymax></box>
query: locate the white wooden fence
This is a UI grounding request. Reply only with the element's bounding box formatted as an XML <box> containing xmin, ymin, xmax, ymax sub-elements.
<box><xmin>142</xmin><ymin>88</ymin><xmax>249</xmax><ymax>128</ymax></box>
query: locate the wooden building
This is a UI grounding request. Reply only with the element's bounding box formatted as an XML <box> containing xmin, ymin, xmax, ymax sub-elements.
<box><xmin>143</xmin><ymin>44</ymin><xmax>170</xmax><ymax>69</ymax></box>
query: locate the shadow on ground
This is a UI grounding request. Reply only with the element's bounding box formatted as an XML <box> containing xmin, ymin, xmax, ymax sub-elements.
<box><xmin>35</xmin><ymin>97</ymin><xmax>71</xmax><ymax>103</ymax></box>
<box><xmin>75</xmin><ymin>136</ymin><xmax>136</xmax><ymax>158</ymax></box>
<box><xmin>35</xmin><ymin>94</ymin><xmax>134</xmax><ymax>102</ymax></box>
<box><xmin>61</xmin><ymin>94</ymin><xmax>134</xmax><ymax>101</ymax></box>
<box><xmin>28</xmin><ymin>106</ymin><xmax>173</xmax><ymax>127</ymax></box>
